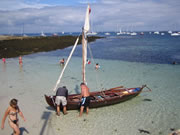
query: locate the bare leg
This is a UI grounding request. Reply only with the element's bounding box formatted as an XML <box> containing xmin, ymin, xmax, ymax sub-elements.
<box><xmin>79</xmin><ymin>106</ymin><xmax>84</xmax><ymax>117</ymax></box>
<box><xmin>9</xmin><ymin>121</ymin><xmax>20</xmax><ymax>135</ymax></box>
<box><xmin>86</xmin><ymin>107</ymin><xmax>89</xmax><ymax>115</ymax></box>
<box><xmin>63</xmin><ymin>106</ymin><xmax>68</xmax><ymax>115</ymax></box>
<box><xmin>56</xmin><ymin>105</ymin><xmax>60</xmax><ymax>116</ymax></box>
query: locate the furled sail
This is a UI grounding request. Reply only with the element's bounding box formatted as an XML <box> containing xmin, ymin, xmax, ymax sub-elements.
<box><xmin>84</xmin><ymin>4</ymin><xmax>91</xmax><ymax>33</ymax></box>
<box><xmin>82</xmin><ymin>4</ymin><xmax>91</xmax><ymax>83</ymax></box>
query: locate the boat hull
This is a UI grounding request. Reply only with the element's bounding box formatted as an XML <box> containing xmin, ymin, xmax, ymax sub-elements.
<box><xmin>45</xmin><ymin>86</ymin><xmax>144</xmax><ymax>110</ymax></box>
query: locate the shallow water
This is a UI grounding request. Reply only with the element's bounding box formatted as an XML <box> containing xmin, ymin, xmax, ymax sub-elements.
<box><xmin>0</xmin><ymin>34</ymin><xmax>180</xmax><ymax>135</ymax></box>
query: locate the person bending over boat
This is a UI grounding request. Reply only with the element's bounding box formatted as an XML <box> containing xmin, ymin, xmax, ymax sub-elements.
<box><xmin>55</xmin><ymin>86</ymin><xmax>68</xmax><ymax>116</ymax></box>
<box><xmin>79</xmin><ymin>83</ymin><xmax>91</xmax><ymax>117</ymax></box>
<box><xmin>1</xmin><ymin>98</ymin><xmax>26</xmax><ymax>135</ymax></box>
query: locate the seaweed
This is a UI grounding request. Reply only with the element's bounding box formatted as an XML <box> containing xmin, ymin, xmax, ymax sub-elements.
<box><xmin>0</xmin><ymin>35</ymin><xmax>103</xmax><ymax>58</ymax></box>
<box><xmin>143</xmin><ymin>99</ymin><xmax>152</xmax><ymax>102</ymax></box>
<box><xmin>138</xmin><ymin>129</ymin><xmax>151</xmax><ymax>134</ymax></box>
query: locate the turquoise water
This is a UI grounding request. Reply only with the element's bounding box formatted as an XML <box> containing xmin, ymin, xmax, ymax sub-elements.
<box><xmin>0</xmin><ymin>33</ymin><xmax>180</xmax><ymax>135</ymax></box>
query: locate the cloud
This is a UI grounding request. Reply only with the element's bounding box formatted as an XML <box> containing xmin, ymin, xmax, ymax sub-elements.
<box><xmin>92</xmin><ymin>0</ymin><xmax>180</xmax><ymax>31</ymax></box>
<box><xmin>0</xmin><ymin>0</ymin><xmax>180</xmax><ymax>34</ymax></box>
<box><xmin>78</xmin><ymin>0</ymin><xmax>97</xmax><ymax>4</ymax></box>
<box><xmin>0</xmin><ymin>0</ymin><xmax>51</xmax><ymax>11</ymax></box>
<box><xmin>0</xmin><ymin>5</ymin><xmax>87</xmax><ymax>33</ymax></box>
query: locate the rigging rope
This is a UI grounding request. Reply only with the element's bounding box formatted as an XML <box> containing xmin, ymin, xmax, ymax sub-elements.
<box><xmin>87</xmin><ymin>40</ymin><xmax>103</xmax><ymax>91</ymax></box>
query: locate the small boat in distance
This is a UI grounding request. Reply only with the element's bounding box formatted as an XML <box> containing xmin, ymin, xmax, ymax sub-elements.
<box><xmin>161</xmin><ymin>33</ymin><xmax>165</xmax><ymax>35</ymax></box>
<box><xmin>130</xmin><ymin>32</ymin><xmax>137</xmax><ymax>36</ymax></box>
<box><xmin>41</xmin><ymin>31</ymin><xmax>46</xmax><ymax>37</ymax></box>
<box><xmin>117</xmin><ymin>29</ymin><xmax>123</xmax><ymax>35</ymax></box>
<box><xmin>44</xmin><ymin>4</ymin><xmax>150</xmax><ymax>110</ymax></box>
<box><xmin>168</xmin><ymin>30</ymin><xmax>172</xmax><ymax>34</ymax></box>
<box><xmin>105</xmin><ymin>32</ymin><xmax>110</xmax><ymax>35</ymax></box>
<box><xmin>171</xmin><ymin>33</ymin><xmax>180</xmax><ymax>36</ymax></box>
<box><xmin>52</xmin><ymin>33</ymin><xmax>58</xmax><ymax>36</ymax></box>
<box><xmin>140</xmin><ymin>32</ymin><xmax>144</xmax><ymax>35</ymax></box>
<box><xmin>154</xmin><ymin>31</ymin><xmax>160</xmax><ymax>34</ymax></box>
<box><xmin>87</xmin><ymin>31</ymin><xmax>97</xmax><ymax>35</ymax></box>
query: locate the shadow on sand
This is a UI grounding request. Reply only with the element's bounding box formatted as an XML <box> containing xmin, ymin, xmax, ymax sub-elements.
<box><xmin>39</xmin><ymin>111</ymin><xmax>56</xmax><ymax>135</ymax></box>
<box><xmin>20</xmin><ymin>127</ymin><xmax>29</xmax><ymax>135</ymax></box>
<box><xmin>11</xmin><ymin>127</ymin><xmax>29</xmax><ymax>135</ymax></box>
<box><xmin>46</xmin><ymin>106</ymin><xmax>55</xmax><ymax>111</ymax></box>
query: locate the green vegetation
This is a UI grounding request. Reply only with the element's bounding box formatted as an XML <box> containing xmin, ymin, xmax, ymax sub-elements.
<box><xmin>0</xmin><ymin>35</ymin><xmax>102</xmax><ymax>58</ymax></box>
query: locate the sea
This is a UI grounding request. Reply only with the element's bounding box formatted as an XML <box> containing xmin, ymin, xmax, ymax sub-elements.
<box><xmin>0</xmin><ymin>32</ymin><xmax>180</xmax><ymax>135</ymax></box>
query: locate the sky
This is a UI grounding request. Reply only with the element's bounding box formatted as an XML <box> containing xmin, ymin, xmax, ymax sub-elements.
<box><xmin>0</xmin><ymin>0</ymin><xmax>180</xmax><ymax>34</ymax></box>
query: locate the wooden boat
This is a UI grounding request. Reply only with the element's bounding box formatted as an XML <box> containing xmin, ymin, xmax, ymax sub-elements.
<box><xmin>45</xmin><ymin>85</ymin><xmax>147</xmax><ymax>110</ymax></box>
<box><xmin>45</xmin><ymin>5</ymin><xmax>150</xmax><ymax>110</ymax></box>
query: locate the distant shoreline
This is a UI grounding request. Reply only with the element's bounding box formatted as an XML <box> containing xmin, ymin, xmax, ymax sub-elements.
<box><xmin>0</xmin><ymin>35</ymin><xmax>103</xmax><ymax>58</ymax></box>
<box><xmin>0</xmin><ymin>35</ymin><xmax>32</xmax><ymax>41</ymax></box>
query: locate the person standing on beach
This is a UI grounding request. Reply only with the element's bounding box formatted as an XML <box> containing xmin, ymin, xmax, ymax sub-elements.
<box><xmin>1</xmin><ymin>98</ymin><xmax>26</xmax><ymax>135</ymax></box>
<box><xmin>2</xmin><ymin>58</ymin><xmax>6</xmax><ymax>63</ymax></box>
<box><xmin>79</xmin><ymin>83</ymin><xmax>91</xmax><ymax>117</ymax></box>
<box><xmin>19</xmin><ymin>56</ymin><xmax>23</xmax><ymax>65</ymax></box>
<box><xmin>55</xmin><ymin>86</ymin><xmax>68</xmax><ymax>116</ymax></box>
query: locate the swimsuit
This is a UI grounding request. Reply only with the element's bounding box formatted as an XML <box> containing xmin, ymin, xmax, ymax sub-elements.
<box><xmin>81</xmin><ymin>96</ymin><xmax>91</xmax><ymax>107</ymax></box>
<box><xmin>11</xmin><ymin>119</ymin><xmax>18</xmax><ymax>124</ymax></box>
<box><xmin>8</xmin><ymin>110</ymin><xmax>19</xmax><ymax>125</ymax></box>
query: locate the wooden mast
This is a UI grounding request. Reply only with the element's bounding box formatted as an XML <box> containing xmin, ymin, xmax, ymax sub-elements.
<box><xmin>82</xmin><ymin>28</ymin><xmax>86</xmax><ymax>83</ymax></box>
